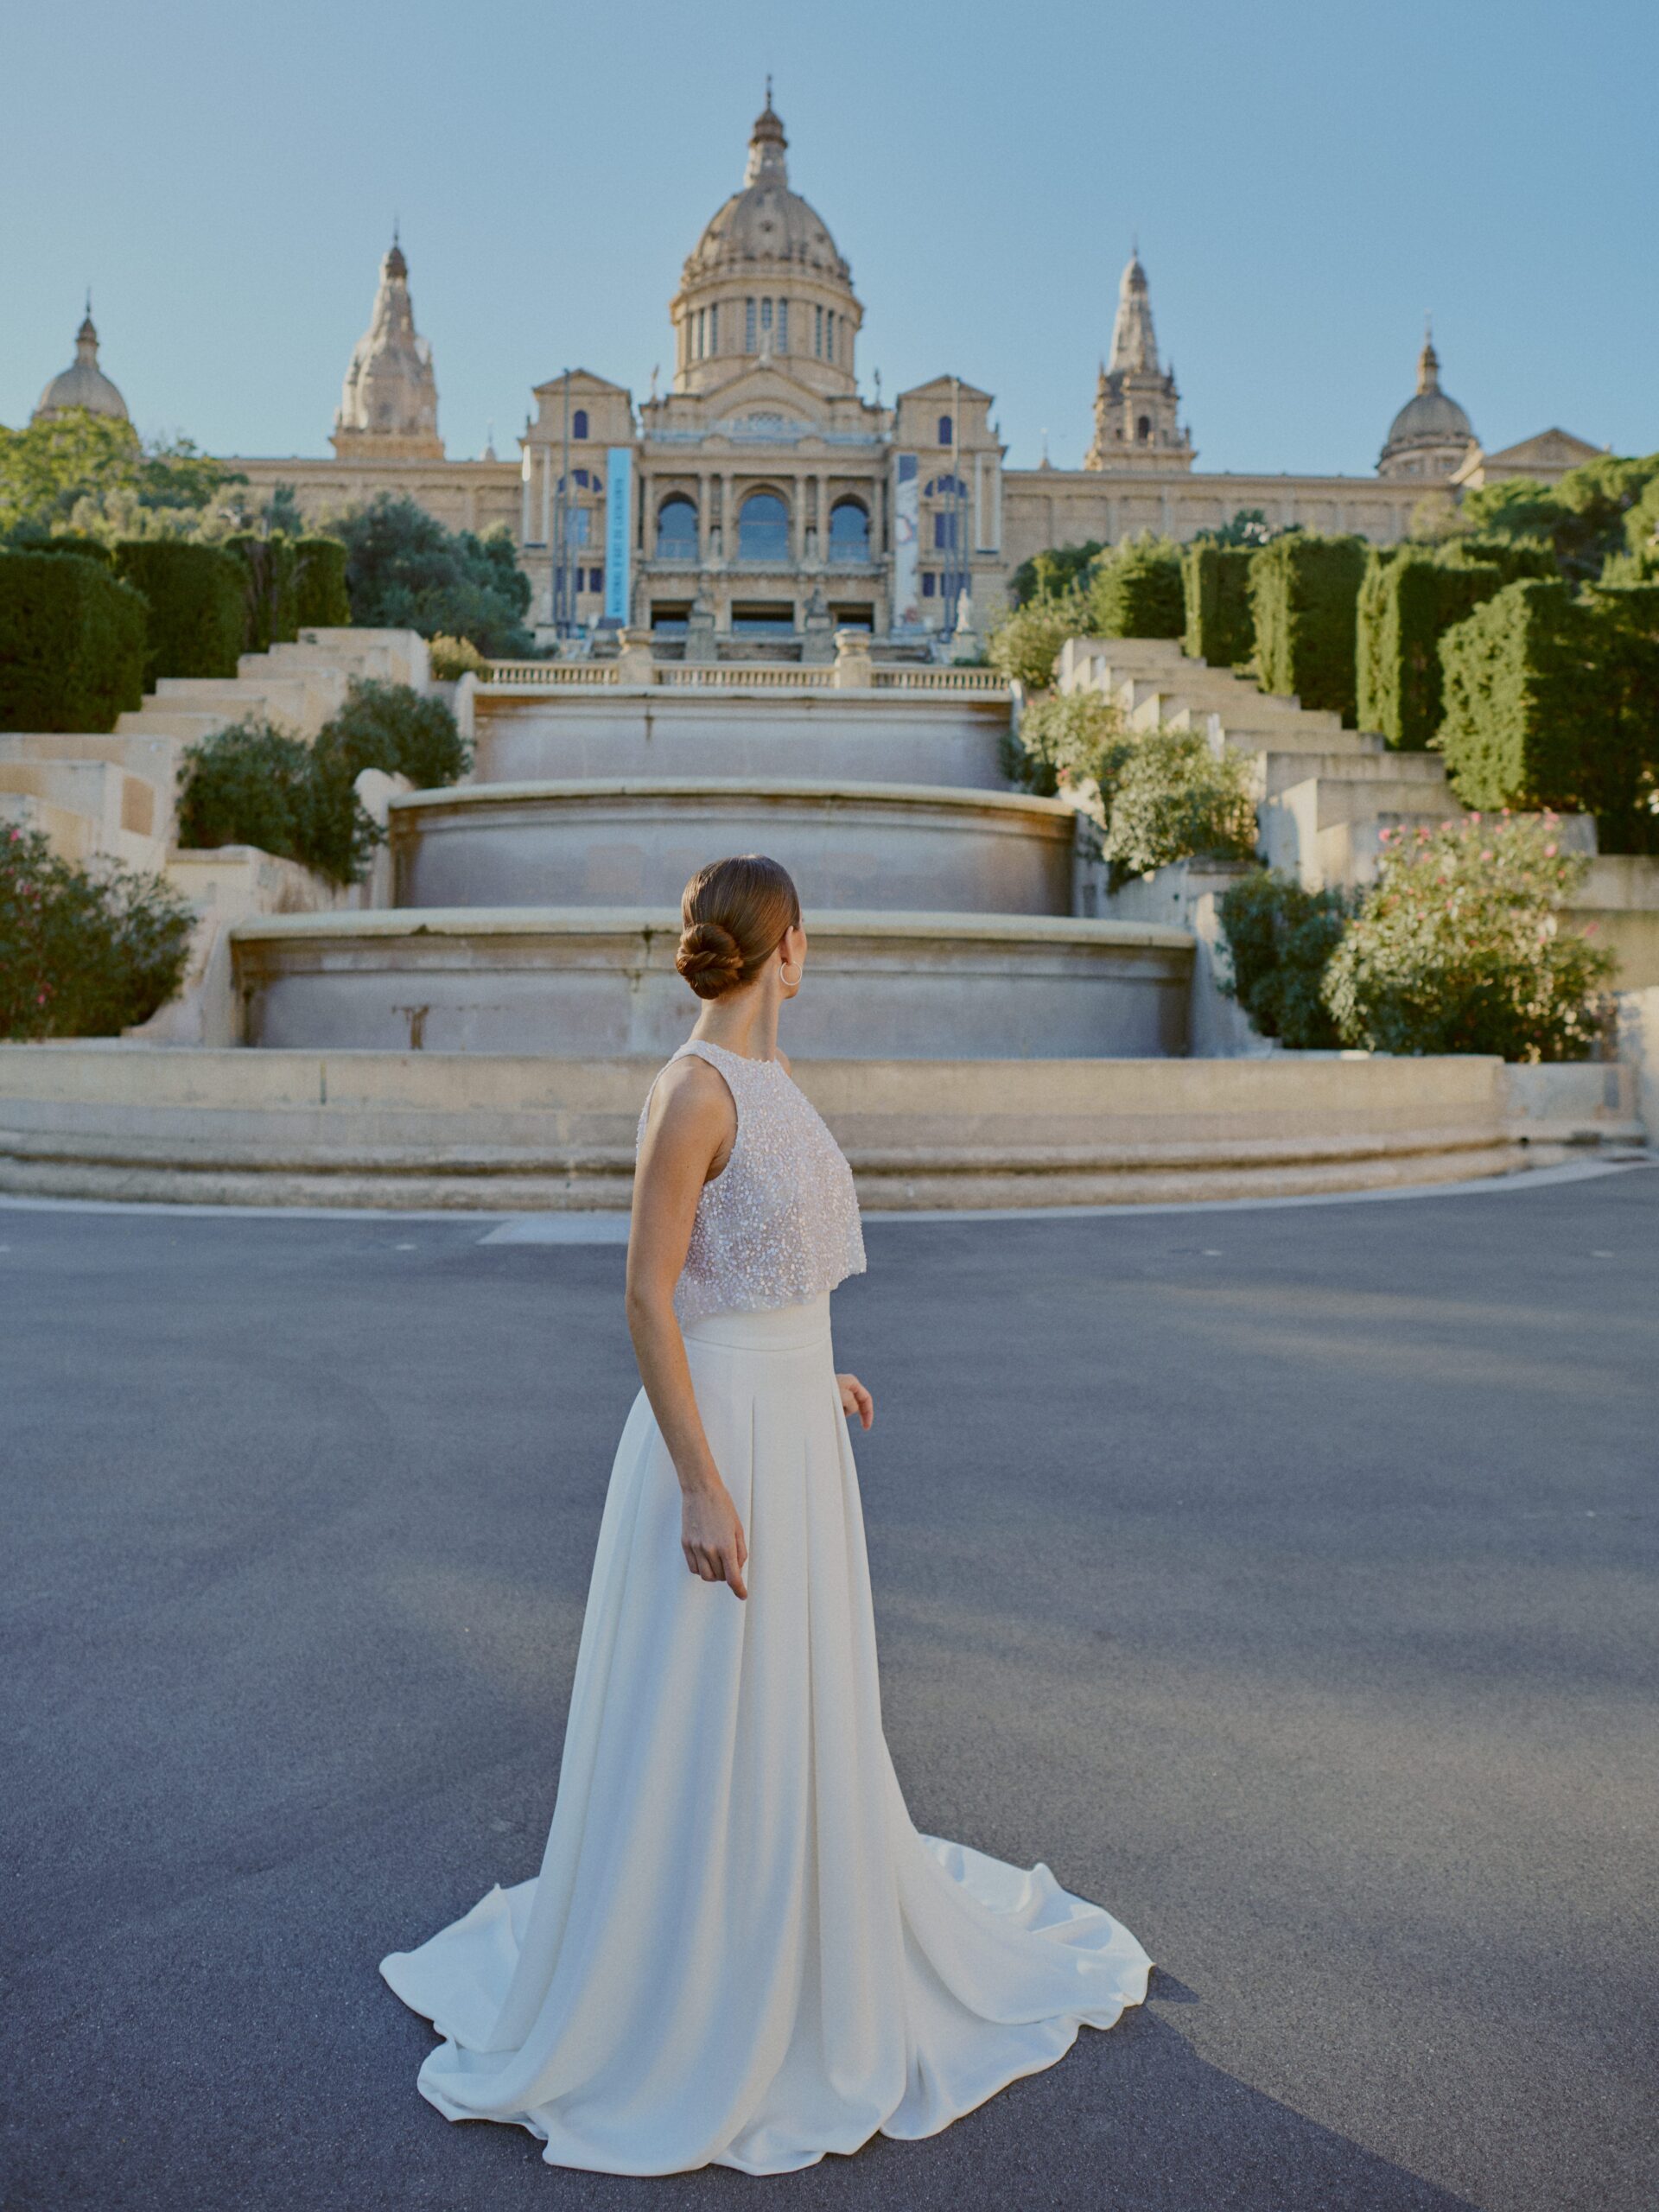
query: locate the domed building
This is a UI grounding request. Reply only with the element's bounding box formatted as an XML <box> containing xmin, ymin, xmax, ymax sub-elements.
<box><xmin>213</xmin><ymin>97</ymin><xmax>1612</xmax><ymax>652</ymax></box>
<box><xmin>33</xmin><ymin>302</ymin><xmax>129</xmax><ymax>425</ymax></box>
<box><xmin>332</xmin><ymin>232</ymin><xmax>442</xmax><ymax>461</ymax></box>
<box><xmin>1377</xmin><ymin>328</ymin><xmax>1477</xmax><ymax>480</ymax></box>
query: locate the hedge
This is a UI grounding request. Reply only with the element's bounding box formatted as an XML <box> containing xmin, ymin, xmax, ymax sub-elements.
<box><xmin>5</xmin><ymin>533</ymin><xmax>114</xmax><ymax>568</ymax></box>
<box><xmin>1355</xmin><ymin>550</ymin><xmax>1508</xmax><ymax>751</ymax></box>
<box><xmin>1249</xmin><ymin>532</ymin><xmax>1366</xmax><ymax>723</ymax></box>
<box><xmin>226</xmin><ymin>532</ymin><xmax>300</xmax><ymax>652</ymax></box>
<box><xmin>1181</xmin><ymin>543</ymin><xmax>1255</xmax><ymax>667</ymax></box>
<box><xmin>1088</xmin><ymin>536</ymin><xmax>1185</xmax><ymax>639</ymax></box>
<box><xmin>292</xmin><ymin>536</ymin><xmax>350</xmax><ymax>630</ymax></box>
<box><xmin>0</xmin><ymin>551</ymin><xmax>146</xmax><ymax>732</ymax></box>
<box><xmin>112</xmin><ymin>540</ymin><xmax>246</xmax><ymax>690</ymax></box>
<box><xmin>1438</xmin><ymin>578</ymin><xmax>1659</xmax><ymax>853</ymax></box>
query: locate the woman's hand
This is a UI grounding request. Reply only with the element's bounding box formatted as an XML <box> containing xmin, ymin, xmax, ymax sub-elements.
<box><xmin>838</xmin><ymin>1373</ymin><xmax>874</xmax><ymax>1430</ymax></box>
<box><xmin>682</xmin><ymin>1482</ymin><xmax>748</xmax><ymax>1600</ymax></box>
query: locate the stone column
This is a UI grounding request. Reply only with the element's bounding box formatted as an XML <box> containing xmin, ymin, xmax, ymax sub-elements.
<box><xmin>832</xmin><ymin>627</ymin><xmax>874</xmax><ymax>689</ymax></box>
<box><xmin>698</xmin><ymin>472</ymin><xmax>710</xmax><ymax>561</ymax></box>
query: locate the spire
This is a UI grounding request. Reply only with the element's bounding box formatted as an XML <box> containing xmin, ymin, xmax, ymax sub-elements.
<box><xmin>1417</xmin><ymin>316</ymin><xmax>1440</xmax><ymax>394</ymax></box>
<box><xmin>745</xmin><ymin>82</ymin><xmax>788</xmax><ymax>186</ymax></box>
<box><xmin>332</xmin><ymin>231</ymin><xmax>442</xmax><ymax>457</ymax></box>
<box><xmin>1108</xmin><ymin>248</ymin><xmax>1160</xmax><ymax>376</ymax></box>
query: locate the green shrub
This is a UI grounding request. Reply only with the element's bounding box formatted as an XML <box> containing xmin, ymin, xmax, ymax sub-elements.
<box><xmin>1443</xmin><ymin>536</ymin><xmax>1556</xmax><ymax>585</ymax></box>
<box><xmin>988</xmin><ymin>589</ymin><xmax>1086</xmax><ymax>692</ymax></box>
<box><xmin>226</xmin><ymin>532</ymin><xmax>300</xmax><ymax>652</ymax></box>
<box><xmin>1439</xmin><ymin>578</ymin><xmax>1659</xmax><ymax>855</ymax></box>
<box><xmin>1325</xmin><ymin>812</ymin><xmax>1612</xmax><ymax>1059</ymax></box>
<box><xmin>1355</xmin><ymin>549</ymin><xmax>1508</xmax><ymax>750</ymax></box>
<box><xmin>176</xmin><ymin>715</ymin><xmax>369</xmax><ymax>886</ymax></box>
<box><xmin>1217</xmin><ymin>868</ymin><xmax>1353</xmax><ymax>1047</ymax></box>
<box><xmin>292</xmin><ymin>535</ymin><xmax>350</xmax><ymax>630</ymax></box>
<box><xmin>428</xmin><ymin>632</ymin><xmax>489</xmax><ymax>681</ymax></box>
<box><xmin>1</xmin><ymin>823</ymin><xmax>193</xmax><ymax>1038</ymax></box>
<box><xmin>1010</xmin><ymin>689</ymin><xmax>1134</xmax><ymax>803</ymax></box>
<box><xmin>112</xmin><ymin>539</ymin><xmax>245</xmax><ymax>689</ymax></box>
<box><xmin>0</xmin><ymin>550</ymin><xmax>145</xmax><ymax>732</ymax></box>
<box><xmin>1249</xmin><ymin>532</ymin><xmax>1367</xmax><ymax>722</ymax></box>
<box><xmin>1182</xmin><ymin>543</ymin><xmax>1256</xmax><ymax>667</ymax></box>
<box><xmin>175</xmin><ymin>680</ymin><xmax>466</xmax><ymax>884</ymax></box>
<box><xmin>313</xmin><ymin>677</ymin><xmax>469</xmax><ymax>790</ymax></box>
<box><xmin>1101</xmin><ymin>730</ymin><xmax>1258</xmax><ymax>888</ymax></box>
<box><xmin>1088</xmin><ymin>534</ymin><xmax>1185</xmax><ymax>639</ymax></box>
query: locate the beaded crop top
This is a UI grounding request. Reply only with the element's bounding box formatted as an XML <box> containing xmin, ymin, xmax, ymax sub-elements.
<box><xmin>637</xmin><ymin>1037</ymin><xmax>867</xmax><ymax>1325</ymax></box>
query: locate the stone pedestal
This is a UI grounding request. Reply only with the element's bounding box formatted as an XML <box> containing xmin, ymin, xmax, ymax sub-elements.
<box><xmin>832</xmin><ymin>628</ymin><xmax>874</xmax><ymax>689</ymax></box>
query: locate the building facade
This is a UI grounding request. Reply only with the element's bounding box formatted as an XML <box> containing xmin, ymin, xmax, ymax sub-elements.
<box><xmin>195</xmin><ymin>95</ymin><xmax>1606</xmax><ymax>651</ymax></box>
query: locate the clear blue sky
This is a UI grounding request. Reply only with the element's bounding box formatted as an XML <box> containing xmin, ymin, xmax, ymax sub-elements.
<box><xmin>3</xmin><ymin>0</ymin><xmax>1654</xmax><ymax>480</ymax></box>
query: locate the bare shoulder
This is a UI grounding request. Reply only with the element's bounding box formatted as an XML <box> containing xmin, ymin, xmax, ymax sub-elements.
<box><xmin>774</xmin><ymin>1047</ymin><xmax>793</xmax><ymax>1076</ymax></box>
<box><xmin>645</xmin><ymin>1052</ymin><xmax>736</xmax><ymax>1146</ymax></box>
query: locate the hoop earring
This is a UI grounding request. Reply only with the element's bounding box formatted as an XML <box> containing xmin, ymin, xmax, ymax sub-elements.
<box><xmin>779</xmin><ymin>960</ymin><xmax>802</xmax><ymax>988</ymax></box>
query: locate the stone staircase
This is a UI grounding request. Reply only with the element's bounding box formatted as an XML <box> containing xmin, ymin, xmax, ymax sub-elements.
<box><xmin>1</xmin><ymin>629</ymin><xmax>435</xmax><ymax>1040</ymax></box>
<box><xmin>1057</xmin><ymin>635</ymin><xmax>1476</xmax><ymax>893</ymax></box>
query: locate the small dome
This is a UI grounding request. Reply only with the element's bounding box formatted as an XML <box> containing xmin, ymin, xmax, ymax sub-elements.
<box><xmin>34</xmin><ymin>306</ymin><xmax>128</xmax><ymax>424</ymax></box>
<box><xmin>683</xmin><ymin>94</ymin><xmax>851</xmax><ymax>289</ymax></box>
<box><xmin>1379</xmin><ymin>332</ymin><xmax>1475</xmax><ymax>477</ymax></box>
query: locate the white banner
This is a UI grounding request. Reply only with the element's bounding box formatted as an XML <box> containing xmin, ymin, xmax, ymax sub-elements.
<box><xmin>892</xmin><ymin>453</ymin><xmax>920</xmax><ymax>631</ymax></box>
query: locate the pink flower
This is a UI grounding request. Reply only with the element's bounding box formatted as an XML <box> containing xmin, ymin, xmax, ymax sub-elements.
<box><xmin>1543</xmin><ymin>842</ymin><xmax>1557</xmax><ymax>857</ymax></box>
<box><xmin>1481</xmin><ymin>849</ymin><xmax>1494</xmax><ymax>860</ymax></box>
<box><xmin>1469</xmin><ymin>810</ymin><xmax>1482</xmax><ymax>823</ymax></box>
<box><xmin>1584</xmin><ymin>922</ymin><xmax>1599</xmax><ymax>934</ymax></box>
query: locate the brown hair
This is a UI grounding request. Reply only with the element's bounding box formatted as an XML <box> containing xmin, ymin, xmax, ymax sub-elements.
<box><xmin>676</xmin><ymin>854</ymin><xmax>802</xmax><ymax>1000</ymax></box>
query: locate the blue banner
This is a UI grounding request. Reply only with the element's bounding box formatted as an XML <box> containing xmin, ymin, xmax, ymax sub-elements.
<box><xmin>604</xmin><ymin>446</ymin><xmax>632</xmax><ymax>624</ymax></box>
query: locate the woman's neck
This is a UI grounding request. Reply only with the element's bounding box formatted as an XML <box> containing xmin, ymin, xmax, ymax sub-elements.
<box><xmin>691</xmin><ymin>978</ymin><xmax>782</xmax><ymax>1061</ymax></box>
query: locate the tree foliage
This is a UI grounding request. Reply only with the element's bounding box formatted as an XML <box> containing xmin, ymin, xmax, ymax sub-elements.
<box><xmin>1249</xmin><ymin>532</ymin><xmax>1367</xmax><ymax>722</ymax></box>
<box><xmin>1007</xmin><ymin>541</ymin><xmax>1103</xmax><ymax>608</ymax></box>
<box><xmin>0</xmin><ymin>409</ymin><xmax>241</xmax><ymax>543</ymax></box>
<box><xmin>332</xmin><ymin>494</ymin><xmax>533</xmax><ymax>653</ymax></box>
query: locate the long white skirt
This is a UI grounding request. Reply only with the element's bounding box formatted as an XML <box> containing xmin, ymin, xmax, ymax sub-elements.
<box><xmin>381</xmin><ymin>1293</ymin><xmax>1151</xmax><ymax>2176</ymax></box>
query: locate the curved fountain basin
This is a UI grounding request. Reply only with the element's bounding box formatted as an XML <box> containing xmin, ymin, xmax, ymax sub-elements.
<box><xmin>391</xmin><ymin>779</ymin><xmax>1078</xmax><ymax>917</ymax></box>
<box><xmin>231</xmin><ymin>907</ymin><xmax>1192</xmax><ymax>1059</ymax></box>
<box><xmin>474</xmin><ymin>687</ymin><xmax>1012</xmax><ymax>790</ymax></box>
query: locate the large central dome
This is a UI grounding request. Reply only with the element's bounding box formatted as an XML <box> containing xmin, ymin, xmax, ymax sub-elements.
<box><xmin>669</xmin><ymin>92</ymin><xmax>862</xmax><ymax>400</ymax></box>
<box><xmin>683</xmin><ymin>95</ymin><xmax>850</xmax><ymax>287</ymax></box>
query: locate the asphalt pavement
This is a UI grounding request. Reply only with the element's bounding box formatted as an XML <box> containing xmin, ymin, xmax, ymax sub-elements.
<box><xmin>3</xmin><ymin>1166</ymin><xmax>1656</xmax><ymax>2212</ymax></box>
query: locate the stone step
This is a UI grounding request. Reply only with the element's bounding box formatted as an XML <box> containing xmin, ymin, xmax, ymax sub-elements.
<box><xmin>0</xmin><ymin>758</ymin><xmax>159</xmax><ymax>845</ymax></box>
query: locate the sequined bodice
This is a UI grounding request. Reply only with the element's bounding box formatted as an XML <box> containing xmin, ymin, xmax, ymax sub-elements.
<box><xmin>638</xmin><ymin>1038</ymin><xmax>867</xmax><ymax>1325</ymax></box>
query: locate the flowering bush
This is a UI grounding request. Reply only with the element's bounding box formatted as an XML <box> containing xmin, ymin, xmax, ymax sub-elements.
<box><xmin>1101</xmin><ymin>731</ymin><xmax>1259</xmax><ymax>888</ymax></box>
<box><xmin>987</xmin><ymin>589</ymin><xmax>1086</xmax><ymax>693</ymax></box>
<box><xmin>1007</xmin><ymin>689</ymin><xmax>1133</xmax><ymax>800</ymax></box>
<box><xmin>1324</xmin><ymin>811</ymin><xmax>1612</xmax><ymax>1060</ymax></box>
<box><xmin>1</xmin><ymin>825</ymin><xmax>194</xmax><ymax>1039</ymax></box>
<box><xmin>428</xmin><ymin>633</ymin><xmax>489</xmax><ymax>681</ymax></box>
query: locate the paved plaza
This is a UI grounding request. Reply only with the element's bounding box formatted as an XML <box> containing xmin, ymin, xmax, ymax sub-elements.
<box><xmin>3</xmin><ymin>1166</ymin><xmax>1656</xmax><ymax>2211</ymax></box>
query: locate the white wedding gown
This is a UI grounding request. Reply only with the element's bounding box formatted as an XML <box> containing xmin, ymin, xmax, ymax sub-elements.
<box><xmin>382</xmin><ymin>1039</ymin><xmax>1150</xmax><ymax>2175</ymax></box>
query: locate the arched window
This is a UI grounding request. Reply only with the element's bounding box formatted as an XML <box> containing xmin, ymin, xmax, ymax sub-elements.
<box><xmin>655</xmin><ymin>495</ymin><xmax>698</xmax><ymax>557</ymax></box>
<box><xmin>738</xmin><ymin>491</ymin><xmax>789</xmax><ymax>562</ymax></box>
<box><xmin>1135</xmin><ymin>415</ymin><xmax>1152</xmax><ymax>443</ymax></box>
<box><xmin>828</xmin><ymin>498</ymin><xmax>870</xmax><ymax>563</ymax></box>
<box><xmin>938</xmin><ymin>415</ymin><xmax>953</xmax><ymax>446</ymax></box>
<box><xmin>573</xmin><ymin>409</ymin><xmax>589</xmax><ymax>440</ymax></box>
<box><xmin>932</xmin><ymin>511</ymin><xmax>959</xmax><ymax>551</ymax></box>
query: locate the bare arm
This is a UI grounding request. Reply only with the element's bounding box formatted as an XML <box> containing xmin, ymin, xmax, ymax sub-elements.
<box><xmin>625</xmin><ymin>1059</ymin><xmax>748</xmax><ymax>1599</ymax></box>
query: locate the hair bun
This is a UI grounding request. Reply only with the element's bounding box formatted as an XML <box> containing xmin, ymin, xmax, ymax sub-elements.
<box><xmin>676</xmin><ymin>918</ymin><xmax>746</xmax><ymax>999</ymax></box>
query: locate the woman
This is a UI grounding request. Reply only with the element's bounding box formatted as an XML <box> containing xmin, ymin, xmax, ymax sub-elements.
<box><xmin>381</xmin><ymin>855</ymin><xmax>1151</xmax><ymax>2176</ymax></box>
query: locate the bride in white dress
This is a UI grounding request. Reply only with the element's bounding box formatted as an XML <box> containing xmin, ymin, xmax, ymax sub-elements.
<box><xmin>381</xmin><ymin>854</ymin><xmax>1151</xmax><ymax>2176</ymax></box>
